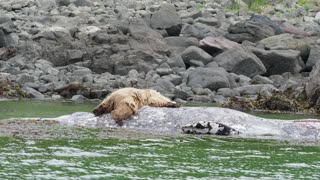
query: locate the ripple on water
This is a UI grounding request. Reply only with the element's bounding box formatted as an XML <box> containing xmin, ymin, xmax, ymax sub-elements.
<box><xmin>45</xmin><ymin>159</ymin><xmax>77</xmax><ymax>166</ymax></box>
<box><xmin>49</xmin><ymin>147</ymin><xmax>108</xmax><ymax>157</ymax></box>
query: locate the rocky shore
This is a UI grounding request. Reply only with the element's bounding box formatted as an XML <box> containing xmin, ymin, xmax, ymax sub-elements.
<box><xmin>1</xmin><ymin>0</ymin><xmax>320</xmax><ymax>113</ymax></box>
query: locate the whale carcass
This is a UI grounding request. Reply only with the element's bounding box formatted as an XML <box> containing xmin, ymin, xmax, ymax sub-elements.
<box><xmin>52</xmin><ymin>107</ymin><xmax>320</xmax><ymax>142</ymax></box>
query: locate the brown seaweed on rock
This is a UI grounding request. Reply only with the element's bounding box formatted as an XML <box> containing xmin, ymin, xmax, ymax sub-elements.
<box><xmin>0</xmin><ymin>79</ymin><xmax>30</xmax><ymax>98</ymax></box>
<box><xmin>222</xmin><ymin>91</ymin><xmax>315</xmax><ymax>114</ymax></box>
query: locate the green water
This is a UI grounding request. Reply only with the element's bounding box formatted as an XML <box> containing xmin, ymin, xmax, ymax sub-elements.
<box><xmin>0</xmin><ymin>137</ymin><xmax>320</xmax><ymax>179</ymax></box>
<box><xmin>0</xmin><ymin>100</ymin><xmax>97</xmax><ymax>120</ymax></box>
<box><xmin>1</xmin><ymin>100</ymin><xmax>320</xmax><ymax>179</ymax></box>
<box><xmin>0</xmin><ymin>100</ymin><xmax>318</xmax><ymax>120</ymax></box>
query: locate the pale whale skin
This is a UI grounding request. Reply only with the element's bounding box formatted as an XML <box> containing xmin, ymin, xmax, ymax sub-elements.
<box><xmin>53</xmin><ymin>107</ymin><xmax>320</xmax><ymax>142</ymax></box>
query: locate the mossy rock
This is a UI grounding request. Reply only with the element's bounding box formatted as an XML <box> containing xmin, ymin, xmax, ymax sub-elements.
<box><xmin>254</xmin><ymin>95</ymin><xmax>298</xmax><ymax>111</ymax></box>
<box><xmin>0</xmin><ymin>79</ymin><xmax>30</xmax><ymax>98</ymax></box>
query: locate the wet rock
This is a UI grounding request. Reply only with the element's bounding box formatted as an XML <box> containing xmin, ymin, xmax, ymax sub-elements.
<box><xmin>250</xmin><ymin>47</ymin><xmax>304</xmax><ymax>75</ymax></box>
<box><xmin>213</xmin><ymin>46</ymin><xmax>266</xmax><ymax>78</ymax></box>
<box><xmin>181</xmin><ymin>46</ymin><xmax>213</xmax><ymax>66</ymax></box>
<box><xmin>187</xmin><ymin>67</ymin><xmax>230</xmax><ymax>91</ymax></box>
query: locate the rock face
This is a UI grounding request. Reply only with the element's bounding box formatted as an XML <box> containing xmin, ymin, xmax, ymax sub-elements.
<box><xmin>0</xmin><ymin>0</ymin><xmax>319</xmax><ymax>112</ymax></box>
<box><xmin>213</xmin><ymin>46</ymin><xmax>266</xmax><ymax>78</ymax></box>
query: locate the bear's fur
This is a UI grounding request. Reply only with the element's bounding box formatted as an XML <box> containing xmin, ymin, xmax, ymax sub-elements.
<box><xmin>93</xmin><ymin>88</ymin><xmax>180</xmax><ymax>124</ymax></box>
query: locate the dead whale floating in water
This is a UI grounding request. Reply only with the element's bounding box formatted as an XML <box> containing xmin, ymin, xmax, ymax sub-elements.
<box><xmin>52</xmin><ymin>107</ymin><xmax>320</xmax><ymax>142</ymax></box>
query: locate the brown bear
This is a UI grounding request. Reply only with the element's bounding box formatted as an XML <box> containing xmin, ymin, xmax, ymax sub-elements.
<box><xmin>93</xmin><ymin>88</ymin><xmax>180</xmax><ymax>124</ymax></box>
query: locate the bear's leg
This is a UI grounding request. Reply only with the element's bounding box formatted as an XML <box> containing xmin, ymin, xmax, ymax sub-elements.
<box><xmin>111</xmin><ymin>98</ymin><xmax>138</xmax><ymax>125</ymax></box>
<box><xmin>93</xmin><ymin>97</ymin><xmax>115</xmax><ymax>116</ymax></box>
<box><xmin>148</xmin><ymin>96</ymin><xmax>181</xmax><ymax>108</ymax></box>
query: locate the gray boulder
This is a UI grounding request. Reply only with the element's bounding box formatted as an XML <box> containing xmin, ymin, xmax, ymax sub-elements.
<box><xmin>23</xmin><ymin>87</ymin><xmax>45</xmax><ymax>99</ymax></box>
<box><xmin>165</xmin><ymin>37</ymin><xmax>199</xmax><ymax>48</ymax></box>
<box><xmin>181</xmin><ymin>46</ymin><xmax>213</xmax><ymax>66</ymax></box>
<box><xmin>167</xmin><ymin>55</ymin><xmax>186</xmax><ymax>69</ymax></box>
<box><xmin>16</xmin><ymin>74</ymin><xmax>35</xmax><ymax>86</ymax></box>
<box><xmin>150</xmin><ymin>4</ymin><xmax>182</xmax><ymax>36</ymax></box>
<box><xmin>187</xmin><ymin>67</ymin><xmax>230</xmax><ymax>91</ymax></box>
<box><xmin>251</xmin><ymin>75</ymin><xmax>274</xmax><ymax>84</ymax></box>
<box><xmin>213</xmin><ymin>46</ymin><xmax>266</xmax><ymax>78</ymax></box>
<box><xmin>250</xmin><ymin>47</ymin><xmax>304</xmax><ymax>75</ymax></box>
<box><xmin>306</xmin><ymin>46</ymin><xmax>320</xmax><ymax>71</ymax></box>
<box><xmin>305</xmin><ymin>61</ymin><xmax>320</xmax><ymax>108</ymax></box>
<box><xmin>196</xmin><ymin>17</ymin><xmax>221</xmax><ymax>28</ymax></box>
<box><xmin>226</xmin><ymin>21</ymin><xmax>275</xmax><ymax>43</ymax></box>
<box><xmin>258</xmin><ymin>34</ymin><xmax>314</xmax><ymax>60</ymax></box>
<box><xmin>234</xmin><ymin>84</ymin><xmax>278</xmax><ymax>96</ymax></box>
<box><xmin>180</xmin><ymin>23</ymin><xmax>218</xmax><ymax>39</ymax></box>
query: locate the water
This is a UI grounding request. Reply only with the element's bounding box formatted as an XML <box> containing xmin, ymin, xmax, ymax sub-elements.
<box><xmin>1</xmin><ymin>100</ymin><xmax>320</xmax><ymax>179</ymax></box>
<box><xmin>0</xmin><ymin>137</ymin><xmax>320</xmax><ymax>179</ymax></box>
<box><xmin>0</xmin><ymin>100</ymin><xmax>318</xmax><ymax>120</ymax></box>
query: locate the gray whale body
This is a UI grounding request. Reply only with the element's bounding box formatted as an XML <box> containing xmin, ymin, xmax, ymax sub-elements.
<box><xmin>54</xmin><ymin>107</ymin><xmax>320</xmax><ymax>142</ymax></box>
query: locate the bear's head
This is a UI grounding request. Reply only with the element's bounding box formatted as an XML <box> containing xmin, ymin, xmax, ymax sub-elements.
<box><xmin>93</xmin><ymin>100</ymin><xmax>113</xmax><ymax>116</ymax></box>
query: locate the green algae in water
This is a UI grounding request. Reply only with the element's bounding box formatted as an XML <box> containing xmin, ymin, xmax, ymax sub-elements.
<box><xmin>0</xmin><ymin>100</ymin><xmax>97</xmax><ymax>120</ymax></box>
<box><xmin>0</xmin><ymin>137</ymin><xmax>320</xmax><ymax>179</ymax></box>
<box><xmin>1</xmin><ymin>100</ymin><xmax>319</xmax><ymax>120</ymax></box>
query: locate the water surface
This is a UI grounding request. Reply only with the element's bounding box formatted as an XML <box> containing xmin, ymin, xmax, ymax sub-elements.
<box><xmin>0</xmin><ymin>137</ymin><xmax>319</xmax><ymax>179</ymax></box>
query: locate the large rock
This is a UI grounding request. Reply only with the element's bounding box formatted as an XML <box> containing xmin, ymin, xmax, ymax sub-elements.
<box><xmin>306</xmin><ymin>46</ymin><xmax>320</xmax><ymax>71</ymax></box>
<box><xmin>258</xmin><ymin>34</ymin><xmax>314</xmax><ymax>60</ymax></box>
<box><xmin>250</xmin><ymin>47</ymin><xmax>304</xmax><ymax>75</ymax></box>
<box><xmin>305</xmin><ymin>61</ymin><xmax>320</xmax><ymax>109</ymax></box>
<box><xmin>180</xmin><ymin>23</ymin><xmax>218</xmax><ymax>39</ymax></box>
<box><xmin>0</xmin><ymin>16</ymin><xmax>18</xmax><ymax>47</ymax></box>
<box><xmin>165</xmin><ymin>37</ymin><xmax>199</xmax><ymax>48</ymax></box>
<box><xmin>187</xmin><ymin>67</ymin><xmax>230</xmax><ymax>91</ymax></box>
<box><xmin>150</xmin><ymin>4</ymin><xmax>182</xmax><ymax>36</ymax></box>
<box><xmin>234</xmin><ymin>84</ymin><xmax>278</xmax><ymax>96</ymax></box>
<box><xmin>213</xmin><ymin>46</ymin><xmax>266</xmax><ymax>78</ymax></box>
<box><xmin>226</xmin><ymin>21</ymin><xmax>275</xmax><ymax>43</ymax></box>
<box><xmin>180</xmin><ymin>46</ymin><xmax>213</xmax><ymax>66</ymax></box>
<box><xmin>226</xmin><ymin>15</ymin><xmax>280</xmax><ymax>43</ymax></box>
